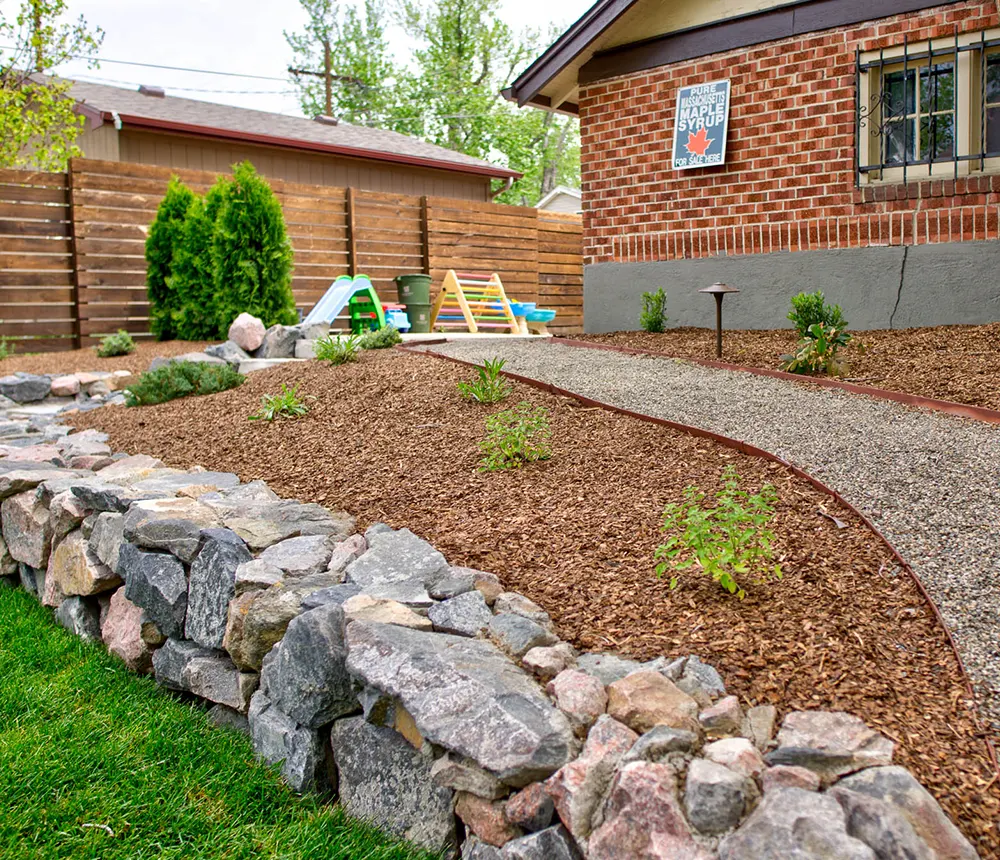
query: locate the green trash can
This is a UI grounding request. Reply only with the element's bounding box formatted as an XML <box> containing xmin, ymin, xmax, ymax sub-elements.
<box><xmin>405</xmin><ymin>302</ymin><xmax>432</xmax><ymax>334</ymax></box>
<box><xmin>394</xmin><ymin>273</ymin><xmax>432</xmax><ymax>305</ymax></box>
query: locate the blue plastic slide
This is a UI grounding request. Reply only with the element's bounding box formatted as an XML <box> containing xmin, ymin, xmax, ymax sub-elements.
<box><xmin>303</xmin><ymin>275</ymin><xmax>358</xmax><ymax>325</ymax></box>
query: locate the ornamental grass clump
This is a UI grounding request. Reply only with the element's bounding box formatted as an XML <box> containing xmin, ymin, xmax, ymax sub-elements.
<box><xmin>359</xmin><ymin>324</ymin><xmax>402</xmax><ymax>350</ymax></box>
<box><xmin>457</xmin><ymin>358</ymin><xmax>512</xmax><ymax>404</ymax></box>
<box><xmin>479</xmin><ymin>402</ymin><xmax>551</xmax><ymax>471</ymax></box>
<box><xmin>314</xmin><ymin>334</ymin><xmax>361</xmax><ymax>365</ymax></box>
<box><xmin>249</xmin><ymin>383</ymin><xmax>311</xmax><ymax>421</ymax></box>
<box><xmin>655</xmin><ymin>465</ymin><xmax>781</xmax><ymax>599</ymax></box>
<box><xmin>95</xmin><ymin>329</ymin><xmax>135</xmax><ymax>358</ymax></box>
<box><xmin>123</xmin><ymin>361</ymin><xmax>244</xmax><ymax>407</ymax></box>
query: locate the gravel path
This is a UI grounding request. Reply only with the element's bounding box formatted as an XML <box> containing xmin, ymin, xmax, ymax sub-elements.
<box><xmin>428</xmin><ymin>339</ymin><xmax>1000</xmax><ymax>732</ymax></box>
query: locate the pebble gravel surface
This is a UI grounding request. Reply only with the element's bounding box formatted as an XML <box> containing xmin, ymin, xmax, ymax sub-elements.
<box><xmin>429</xmin><ymin>339</ymin><xmax>1000</xmax><ymax>731</ymax></box>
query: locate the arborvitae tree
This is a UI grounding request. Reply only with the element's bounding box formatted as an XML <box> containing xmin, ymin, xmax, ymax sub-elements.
<box><xmin>171</xmin><ymin>176</ymin><xmax>230</xmax><ymax>341</ymax></box>
<box><xmin>145</xmin><ymin>176</ymin><xmax>196</xmax><ymax>340</ymax></box>
<box><xmin>211</xmin><ymin>162</ymin><xmax>297</xmax><ymax>333</ymax></box>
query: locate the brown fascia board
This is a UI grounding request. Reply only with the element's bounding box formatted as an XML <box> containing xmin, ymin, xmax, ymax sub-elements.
<box><xmin>103</xmin><ymin>111</ymin><xmax>522</xmax><ymax>180</ymax></box>
<box><xmin>580</xmin><ymin>0</ymin><xmax>966</xmax><ymax>85</ymax></box>
<box><xmin>505</xmin><ymin>0</ymin><xmax>639</xmax><ymax>106</ymax></box>
<box><xmin>502</xmin><ymin>89</ymin><xmax>581</xmax><ymax>115</ymax></box>
<box><xmin>74</xmin><ymin>100</ymin><xmax>104</xmax><ymax>131</ymax></box>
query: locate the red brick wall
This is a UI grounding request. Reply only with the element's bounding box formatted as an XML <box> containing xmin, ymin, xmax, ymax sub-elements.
<box><xmin>579</xmin><ymin>0</ymin><xmax>1000</xmax><ymax>264</ymax></box>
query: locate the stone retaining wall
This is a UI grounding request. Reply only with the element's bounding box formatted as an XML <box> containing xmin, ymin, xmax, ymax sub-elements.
<box><xmin>0</xmin><ymin>420</ymin><xmax>980</xmax><ymax>859</ymax></box>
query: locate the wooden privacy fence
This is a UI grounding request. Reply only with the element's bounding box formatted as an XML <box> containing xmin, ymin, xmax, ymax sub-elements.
<box><xmin>0</xmin><ymin>158</ymin><xmax>583</xmax><ymax>352</ymax></box>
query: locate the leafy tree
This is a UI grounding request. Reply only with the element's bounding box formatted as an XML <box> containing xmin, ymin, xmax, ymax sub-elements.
<box><xmin>212</xmin><ymin>161</ymin><xmax>297</xmax><ymax>332</ymax></box>
<box><xmin>494</xmin><ymin>104</ymin><xmax>579</xmax><ymax>206</ymax></box>
<box><xmin>285</xmin><ymin>0</ymin><xmax>404</xmax><ymax>127</ymax></box>
<box><xmin>0</xmin><ymin>0</ymin><xmax>103</xmax><ymax>170</ymax></box>
<box><xmin>171</xmin><ymin>176</ymin><xmax>230</xmax><ymax>341</ymax></box>
<box><xmin>145</xmin><ymin>176</ymin><xmax>196</xmax><ymax>341</ymax></box>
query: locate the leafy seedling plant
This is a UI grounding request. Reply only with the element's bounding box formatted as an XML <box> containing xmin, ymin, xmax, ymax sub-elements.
<box><xmin>96</xmin><ymin>329</ymin><xmax>136</xmax><ymax>358</ymax></box>
<box><xmin>655</xmin><ymin>465</ymin><xmax>781</xmax><ymax>599</ymax></box>
<box><xmin>249</xmin><ymin>383</ymin><xmax>312</xmax><ymax>421</ymax></box>
<box><xmin>479</xmin><ymin>402</ymin><xmax>552</xmax><ymax>471</ymax></box>
<box><xmin>314</xmin><ymin>333</ymin><xmax>361</xmax><ymax>365</ymax></box>
<box><xmin>639</xmin><ymin>287</ymin><xmax>669</xmax><ymax>333</ymax></box>
<box><xmin>779</xmin><ymin>323</ymin><xmax>847</xmax><ymax>376</ymax></box>
<box><xmin>787</xmin><ymin>290</ymin><xmax>851</xmax><ymax>347</ymax></box>
<box><xmin>457</xmin><ymin>357</ymin><xmax>512</xmax><ymax>404</ymax></box>
<box><xmin>359</xmin><ymin>324</ymin><xmax>402</xmax><ymax>350</ymax></box>
<box><xmin>0</xmin><ymin>339</ymin><xmax>14</xmax><ymax>360</ymax></box>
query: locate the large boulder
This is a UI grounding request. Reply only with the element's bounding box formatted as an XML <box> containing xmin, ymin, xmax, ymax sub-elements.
<box><xmin>259</xmin><ymin>602</ymin><xmax>356</xmax><ymax>728</ymax></box>
<box><xmin>248</xmin><ymin>691</ymin><xmax>330</xmax><ymax>793</ymax></box>
<box><xmin>719</xmin><ymin>788</ymin><xmax>876</xmax><ymax>859</ymax></box>
<box><xmin>0</xmin><ymin>373</ymin><xmax>51</xmax><ymax>403</ymax></box>
<box><xmin>257</xmin><ymin>534</ymin><xmax>334</xmax><ymax>578</ymax></box>
<box><xmin>101</xmin><ymin>588</ymin><xmax>155</xmax><ymax>673</ymax></box>
<box><xmin>254</xmin><ymin>325</ymin><xmax>300</xmax><ymax>359</ymax></box>
<box><xmin>606</xmin><ymin>671</ymin><xmax>701</xmax><ymax>735</ymax></box>
<box><xmin>834</xmin><ymin>766</ymin><xmax>978</xmax><ymax>859</ymax></box>
<box><xmin>588</xmin><ymin>761</ymin><xmax>711</xmax><ymax>860</ymax></box>
<box><xmin>766</xmin><ymin>711</ymin><xmax>895</xmax><ymax>784</ymax></box>
<box><xmin>331</xmin><ymin>715</ymin><xmax>457</xmax><ymax>855</ymax></box>
<box><xmin>345</xmin><ymin>621</ymin><xmax>576</xmax><ymax>787</ymax></box>
<box><xmin>123</xmin><ymin>498</ymin><xmax>222</xmax><ymax>563</ymax></box>
<box><xmin>119</xmin><ymin>542</ymin><xmax>188</xmax><ymax>638</ymax></box>
<box><xmin>1</xmin><ymin>489</ymin><xmax>53</xmax><ymax>568</ymax></box>
<box><xmin>344</xmin><ymin>528</ymin><xmax>448</xmax><ymax>607</ymax></box>
<box><xmin>0</xmin><ymin>465</ymin><xmax>84</xmax><ymax>502</ymax></box>
<box><xmin>228</xmin><ymin>313</ymin><xmax>267</xmax><ymax>352</ymax></box>
<box><xmin>206</xmin><ymin>497</ymin><xmax>354</xmax><ymax>551</ymax></box>
<box><xmin>47</xmin><ymin>529</ymin><xmax>121</xmax><ymax>596</ymax></box>
<box><xmin>185</xmin><ymin>529</ymin><xmax>252</xmax><ymax>648</ymax></box>
<box><xmin>153</xmin><ymin>638</ymin><xmax>257</xmax><ymax>712</ymax></box>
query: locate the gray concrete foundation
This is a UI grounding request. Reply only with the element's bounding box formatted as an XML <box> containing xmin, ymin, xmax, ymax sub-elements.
<box><xmin>583</xmin><ymin>241</ymin><xmax>1000</xmax><ymax>332</ymax></box>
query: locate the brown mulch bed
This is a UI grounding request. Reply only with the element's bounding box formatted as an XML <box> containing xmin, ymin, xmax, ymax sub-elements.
<box><xmin>0</xmin><ymin>341</ymin><xmax>212</xmax><ymax>377</ymax></box>
<box><xmin>570</xmin><ymin>324</ymin><xmax>1000</xmax><ymax>411</ymax></box>
<box><xmin>69</xmin><ymin>350</ymin><xmax>1000</xmax><ymax>854</ymax></box>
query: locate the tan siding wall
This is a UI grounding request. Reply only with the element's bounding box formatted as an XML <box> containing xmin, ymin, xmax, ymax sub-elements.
<box><xmin>77</xmin><ymin>123</ymin><xmax>120</xmax><ymax>161</ymax></box>
<box><xmin>116</xmin><ymin>129</ymin><xmax>492</xmax><ymax>201</ymax></box>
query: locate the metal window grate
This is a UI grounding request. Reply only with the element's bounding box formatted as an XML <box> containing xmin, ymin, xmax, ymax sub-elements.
<box><xmin>856</xmin><ymin>28</ymin><xmax>999</xmax><ymax>184</ymax></box>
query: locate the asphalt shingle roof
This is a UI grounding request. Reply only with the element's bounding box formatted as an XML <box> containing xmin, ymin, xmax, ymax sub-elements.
<box><xmin>65</xmin><ymin>77</ymin><xmax>517</xmax><ymax>177</ymax></box>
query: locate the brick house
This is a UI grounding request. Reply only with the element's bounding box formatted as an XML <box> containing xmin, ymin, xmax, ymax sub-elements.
<box><xmin>506</xmin><ymin>0</ymin><xmax>1000</xmax><ymax>331</ymax></box>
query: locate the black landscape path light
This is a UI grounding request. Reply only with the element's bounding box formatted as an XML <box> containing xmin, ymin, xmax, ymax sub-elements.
<box><xmin>699</xmin><ymin>282</ymin><xmax>740</xmax><ymax>359</ymax></box>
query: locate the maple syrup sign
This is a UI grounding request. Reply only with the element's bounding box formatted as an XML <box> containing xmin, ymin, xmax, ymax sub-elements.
<box><xmin>671</xmin><ymin>79</ymin><xmax>731</xmax><ymax>170</ymax></box>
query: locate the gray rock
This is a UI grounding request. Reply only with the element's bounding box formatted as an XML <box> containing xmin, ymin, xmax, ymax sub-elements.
<box><xmin>0</xmin><ymin>535</ymin><xmax>15</xmax><ymax>577</ymax></box>
<box><xmin>290</xmin><ymin>322</ymin><xmax>329</xmax><ymax>341</ymax></box>
<box><xmin>119</xmin><ymin>542</ymin><xmax>188</xmax><ymax>638</ymax></box>
<box><xmin>248</xmin><ymin>691</ymin><xmax>331</xmax><ymax>794</ymax></box>
<box><xmin>575</xmin><ymin>653</ymin><xmax>644</xmax><ymax>686</ymax></box>
<box><xmin>204</xmin><ymin>340</ymin><xmax>251</xmax><ymax>366</ymax></box>
<box><xmin>258</xmin><ymin>534</ymin><xmax>333</xmax><ymax>578</ymax></box>
<box><xmin>345</xmin><ymin>527</ymin><xmax>448</xmax><ymax>607</ymax></box>
<box><xmin>331</xmin><ymin>716</ymin><xmax>457</xmax><ymax>855</ymax></box>
<box><xmin>153</xmin><ymin>638</ymin><xmax>258</xmax><ymax>711</ymax></box>
<box><xmin>325</xmin><ymin>534</ymin><xmax>366</xmax><ymax>577</ymax></box>
<box><xmin>746</xmin><ymin>704</ymin><xmax>777</xmax><ymax>752</ymax></box>
<box><xmin>345</xmin><ymin>621</ymin><xmax>575</xmax><ymax>786</ymax></box>
<box><xmin>830</xmin><ymin>786</ymin><xmax>934</xmax><ymax>860</ymax></box>
<box><xmin>69</xmin><ymin>478</ymin><xmax>168</xmax><ymax>513</ymax></box>
<box><xmin>685</xmin><ymin>758</ymin><xmax>753</xmax><ymax>835</ymax></box>
<box><xmin>462</xmin><ymin>839</ymin><xmax>503</xmax><ymax>860</ymax></box>
<box><xmin>426</xmin><ymin>567</ymin><xmax>478</xmax><ymax>600</ymax></box>
<box><xmin>149</xmin><ymin>352</ymin><xmax>228</xmax><ymax>371</ymax></box>
<box><xmin>718</xmin><ymin>788</ymin><xmax>876</xmax><ymax>860</ymax></box>
<box><xmin>206</xmin><ymin>497</ymin><xmax>354</xmax><ymax>550</ymax></box>
<box><xmin>123</xmin><ymin>498</ymin><xmax>221</xmax><ymax>562</ymax></box>
<box><xmin>0</xmin><ymin>373</ymin><xmax>51</xmax><ymax>403</ymax></box>
<box><xmin>301</xmin><ymin>582</ymin><xmax>363</xmax><ymax>611</ymax></box>
<box><xmin>18</xmin><ymin>562</ymin><xmax>41</xmax><ymax>595</ymax></box>
<box><xmin>55</xmin><ymin>595</ymin><xmax>102</xmax><ymax>640</ymax></box>
<box><xmin>430</xmin><ymin>752</ymin><xmax>506</xmax><ymax>800</ymax></box>
<box><xmin>1</xmin><ymin>489</ymin><xmax>53</xmax><ymax>567</ymax></box>
<box><xmin>500</xmin><ymin>826</ymin><xmax>582</xmax><ymax>860</ymax></box>
<box><xmin>259</xmin><ymin>602</ymin><xmax>356</xmax><ymax>728</ymax></box>
<box><xmin>835</xmin><ymin>766</ymin><xmax>977</xmax><ymax>860</ymax></box>
<box><xmin>185</xmin><ymin>529</ymin><xmax>252</xmax><ymax>648</ymax></box>
<box><xmin>679</xmin><ymin>655</ymin><xmax>727</xmax><ymax>702</ymax></box>
<box><xmin>207</xmin><ymin>704</ymin><xmax>250</xmax><ymax>735</ymax></box>
<box><xmin>254</xmin><ymin>325</ymin><xmax>301</xmax><ymax>359</ymax></box>
<box><xmin>488</xmin><ymin>613</ymin><xmax>558</xmax><ymax>658</ymax></box>
<box><xmin>428</xmin><ymin>590</ymin><xmax>492</xmax><ymax>637</ymax></box>
<box><xmin>364</xmin><ymin>522</ymin><xmax>393</xmax><ymax>541</ymax></box>
<box><xmin>493</xmin><ymin>592</ymin><xmax>553</xmax><ymax>630</ymax></box>
<box><xmin>621</xmin><ymin>726</ymin><xmax>700</xmax><ymax>764</ymax></box>
<box><xmin>221</xmin><ymin>480</ymin><xmax>279</xmax><ymax>502</ymax></box>
<box><xmin>88</xmin><ymin>512</ymin><xmax>124</xmax><ymax>571</ymax></box>
<box><xmin>130</xmin><ymin>471</ymin><xmax>240</xmax><ymax>497</ymax></box>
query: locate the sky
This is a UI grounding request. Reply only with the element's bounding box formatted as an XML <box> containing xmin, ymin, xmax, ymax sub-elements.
<box><xmin>35</xmin><ymin>0</ymin><xmax>590</xmax><ymax>117</ymax></box>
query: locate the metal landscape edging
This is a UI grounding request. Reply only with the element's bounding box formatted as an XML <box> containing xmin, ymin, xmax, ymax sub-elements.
<box><xmin>401</xmin><ymin>342</ymin><xmax>1000</xmax><ymax>779</ymax></box>
<box><xmin>553</xmin><ymin>337</ymin><xmax>1000</xmax><ymax>426</ymax></box>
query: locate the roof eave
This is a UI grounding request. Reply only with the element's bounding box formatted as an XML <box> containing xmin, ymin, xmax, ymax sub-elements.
<box><xmin>103</xmin><ymin>112</ymin><xmax>522</xmax><ymax>180</ymax></box>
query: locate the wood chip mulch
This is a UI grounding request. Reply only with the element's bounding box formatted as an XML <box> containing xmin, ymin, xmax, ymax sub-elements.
<box><xmin>572</xmin><ymin>324</ymin><xmax>1000</xmax><ymax>411</ymax></box>
<box><xmin>0</xmin><ymin>341</ymin><xmax>213</xmax><ymax>377</ymax></box>
<box><xmin>69</xmin><ymin>350</ymin><xmax>1000</xmax><ymax>855</ymax></box>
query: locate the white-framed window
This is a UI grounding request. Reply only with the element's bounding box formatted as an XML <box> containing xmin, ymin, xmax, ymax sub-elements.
<box><xmin>857</xmin><ymin>29</ymin><xmax>1000</xmax><ymax>183</ymax></box>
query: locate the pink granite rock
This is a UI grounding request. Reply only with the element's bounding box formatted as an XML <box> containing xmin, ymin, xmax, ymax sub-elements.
<box><xmin>50</xmin><ymin>375</ymin><xmax>81</xmax><ymax>396</ymax></box>
<box><xmin>505</xmin><ymin>782</ymin><xmax>555</xmax><ymax>832</ymax></box>
<box><xmin>523</xmin><ymin>643</ymin><xmax>577</xmax><ymax>681</ymax></box>
<box><xmin>588</xmin><ymin>761</ymin><xmax>712</xmax><ymax>860</ymax></box>
<box><xmin>228</xmin><ymin>313</ymin><xmax>266</xmax><ymax>352</ymax></box>
<box><xmin>607</xmin><ymin>670</ymin><xmax>701</xmax><ymax>735</ymax></box>
<box><xmin>101</xmin><ymin>588</ymin><xmax>155</xmax><ymax>673</ymax></box>
<box><xmin>768</xmin><ymin>711</ymin><xmax>895</xmax><ymax>783</ymax></box>
<box><xmin>1</xmin><ymin>490</ymin><xmax>52</xmax><ymax>568</ymax></box>
<box><xmin>68</xmin><ymin>454</ymin><xmax>115</xmax><ymax>471</ymax></box>
<box><xmin>1</xmin><ymin>445</ymin><xmax>64</xmax><ymax>466</ymax></box>
<box><xmin>700</xmin><ymin>695</ymin><xmax>743</xmax><ymax>739</ymax></box>
<box><xmin>703</xmin><ymin>737</ymin><xmax>766</xmax><ymax>778</ymax></box>
<box><xmin>547</xmin><ymin>715</ymin><xmax>638</xmax><ymax>845</ymax></box>
<box><xmin>760</xmin><ymin>765</ymin><xmax>822</xmax><ymax>793</ymax></box>
<box><xmin>49</xmin><ymin>491</ymin><xmax>91</xmax><ymax>543</ymax></box>
<box><xmin>547</xmin><ymin>669</ymin><xmax>607</xmax><ymax>736</ymax></box>
<box><xmin>455</xmin><ymin>792</ymin><xmax>521</xmax><ymax>847</ymax></box>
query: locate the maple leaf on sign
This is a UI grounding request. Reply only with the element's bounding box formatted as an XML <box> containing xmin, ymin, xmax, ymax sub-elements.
<box><xmin>685</xmin><ymin>127</ymin><xmax>714</xmax><ymax>157</ymax></box>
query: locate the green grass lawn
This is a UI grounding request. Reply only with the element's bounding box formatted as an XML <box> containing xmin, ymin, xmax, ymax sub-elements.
<box><xmin>0</xmin><ymin>585</ymin><xmax>431</xmax><ymax>860</ymax></box>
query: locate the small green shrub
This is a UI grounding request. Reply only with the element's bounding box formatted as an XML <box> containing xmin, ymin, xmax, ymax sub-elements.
<box><xmin>249</xmin><ymin>383</ymin><xmax>311</xmax><ymax>421</ymax></box>
<box><xmin>145</xmin><ymin>176</ymin><xmax>197</xmax><ymax>341</ymax></box>
<box><xmin>787</xmin><ymin>291</ymin><xmax>851</xmax><ymax>346</ymax></box>
<box><xmin>0</xmin><ymin>339</ymin><xmax>14</xmax><ymax>360</ymax></box>
<box><xmin>314</xmin><ymin>333</ymin><xmax>361</xmax><ymax>365</ymax></box>
<box><xmin>655</xmin><ymin>465</ymin><xmax>781</xmax><ymax>599</ymax></box>
<box><xmin>479</xmin><ymin>402</ymin><xmax>552</xmax><ymax>471</ymax></box>
<box><xmin>640</xmin><ymin>287</ymin><xmax>669</xmax><ymax>333</ymax></box>
<box><xmin>457</xmin><ymin>358</ymin><xmax>512</xmax><ymax>404</ymax></box>
<box><xmin>359</xmin><ymin>324</ymin><xmax>402</xmax><ymax>350</ymax></box>
<box><xmin>95</xmin><ymin>329</ymin><xmax>136</xmax><ymax>358</ymax></box>
<box><xmin>123</xmin><ymin>361</ymin><xmax>244</xmax><ymax>407</ymax></box>
<box><xmin>779</xmin><ymin>323</ymin><xmax>847</xmax><ymax>376</ymax></box>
